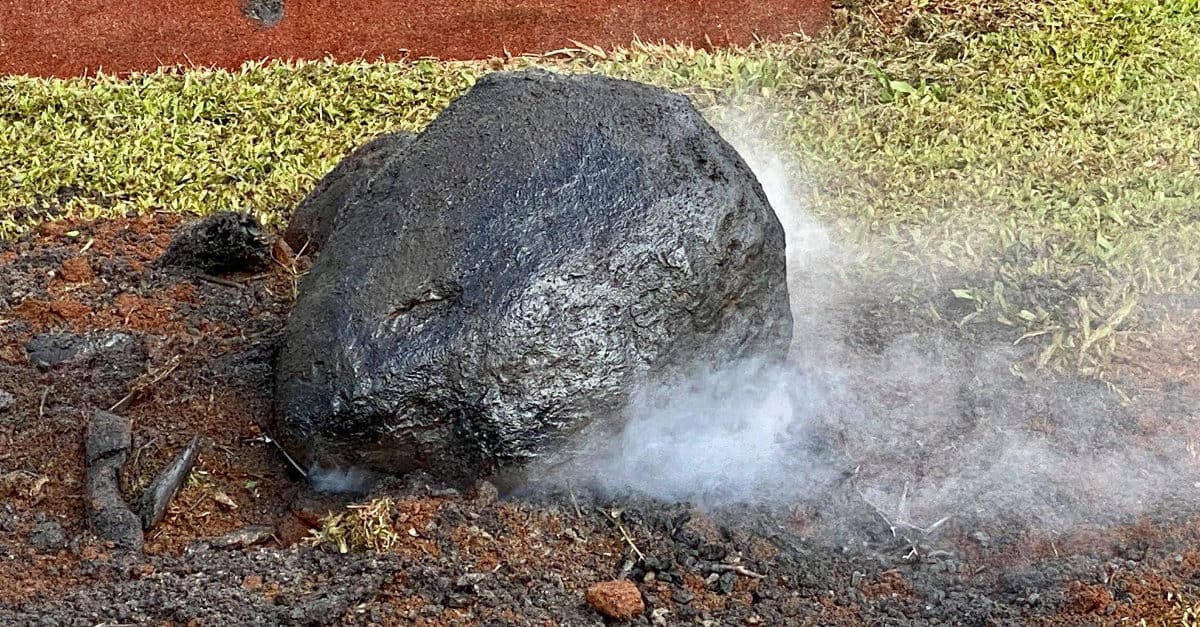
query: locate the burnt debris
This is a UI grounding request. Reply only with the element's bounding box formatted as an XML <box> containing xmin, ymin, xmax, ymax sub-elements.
<box><xmin>157</xmin><ymin>211</ymin><xmax>270</xmax><ymax>275</ymax></box>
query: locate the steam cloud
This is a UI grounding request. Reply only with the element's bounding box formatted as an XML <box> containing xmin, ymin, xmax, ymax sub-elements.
<box><xmin>551</xmin><ymin>118</ymin><xmax>1199</xmax><ymax>533</ymax></box>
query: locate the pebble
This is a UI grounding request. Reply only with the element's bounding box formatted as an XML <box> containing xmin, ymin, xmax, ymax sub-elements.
<box><xmin>0</xmin><ymin>389</ymin><xmax>13</xmax><ymax>413</ymax></box>
<box><xmin>718</xmin><ymin>571</ymin><xmax>737</xmax><ymax>595</ymax></box>
<box><xmin>29</xmin><ymin>520</ymin><xmax>67</xmax><ymax>553</ymax></box>
<box><xmin>671</xmin><ymin>588</ymin><xmax>695</xmax><ymax>605</ymax></box>
<box><xmin>586</xmin><ymin>580</ymin><xmax>644</xmax><ymax>621</ymax></box>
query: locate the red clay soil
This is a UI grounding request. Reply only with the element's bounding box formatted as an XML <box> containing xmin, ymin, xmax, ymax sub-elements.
<box><xmin>0</xmin><ymin>0</ymin><xmax>830</xmax><ymax>78</ymax></box>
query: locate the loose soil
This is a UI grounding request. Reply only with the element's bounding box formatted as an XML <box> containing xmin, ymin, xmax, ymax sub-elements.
<box><xmin>2</xmin><ymin>213</ymin><xmax>1199</xmax><ymax>624</ymax></box>
<box><xmin>0</xmin><ymin>0</ymin><xmax>830</xmax><ymax>78</ymax></box>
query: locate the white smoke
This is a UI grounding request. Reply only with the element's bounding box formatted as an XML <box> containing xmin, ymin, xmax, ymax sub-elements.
<box><xmin>547</xmin><ymin>117</ymin><xmax>1199</xmax><ymax>533</ymax></box>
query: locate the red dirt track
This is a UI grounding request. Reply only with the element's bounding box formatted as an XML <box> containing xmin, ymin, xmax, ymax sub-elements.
<box><xmin>0</xmin><ymin>0</ymin><xmax>830</xmax><ymax>78</ymax></box>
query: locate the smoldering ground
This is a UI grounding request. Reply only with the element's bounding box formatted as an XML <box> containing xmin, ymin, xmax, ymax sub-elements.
<box><xmin>545</xmin><ymin>118</ymin><xmax>1200</xmax><ymax>537</ymax></box>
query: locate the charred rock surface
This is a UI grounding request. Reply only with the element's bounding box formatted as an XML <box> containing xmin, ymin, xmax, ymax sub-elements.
<box><xmin>273</xmin><ymin>70</ymin><xmax>792</xmax><ymax>483</ymax></box>
<box><xmin>283</xmin><ymin>132</ymin><xmax>416</xmax><ymax>255</ymax></box>
<box><xmin>158</xmin><ymin>211</ymin><xmax>270</xmax><ymax>275</ymax></box>
<box><xmin>85</xmin><ymin>410</ymin><xmax>144</xmax><ymax>551</ymax></box>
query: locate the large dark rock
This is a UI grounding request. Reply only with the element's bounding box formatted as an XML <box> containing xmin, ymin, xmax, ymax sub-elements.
<box><xmin>283</xmin><ymin>132</ymin><xmax>416</xmax><ymax>254</ymax></box>
<box><xmin>271</xmin><ymin>70</ymin><xmax>792</xmax><ymax>484</ymax></box>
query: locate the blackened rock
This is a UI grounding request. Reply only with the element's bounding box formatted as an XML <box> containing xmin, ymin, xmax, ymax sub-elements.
<box><xmin>85</xmin><ymin>410</ymin><xmax>143</xmax><ymax>551</ymax></box>
<box><xmin>283</xmin><ymin>132</ymin><xmax>417</xmax><ymax>255</ymax></box>
<box><xmin>26</xmin><ymin>332</ymin><xmax>136</xmax><ymax>370</ymax></box>
<box><xmin>272</xmin><ymin>70</ymin><xmax>792</xmax><ymax>483</ymax></box>
<box><xmin>137</xmin><ymin>437</ymin><xmax>201</xmax><ymax>530</ymax></box>
<box><xmin>158</xmin><ymin>211</ymin><xmax>270</xmax><ymax>274</ymax></box>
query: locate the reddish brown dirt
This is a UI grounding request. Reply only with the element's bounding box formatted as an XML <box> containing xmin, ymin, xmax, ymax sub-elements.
<box><xmin>2</xmin><ymin>214</ymin><xmax>1200</xmax><ymax>623</ymax></box>
<box><xmin>0</xmin><ymin>0</ymin><xmax>830</xmax><ymax>78</ymax></box>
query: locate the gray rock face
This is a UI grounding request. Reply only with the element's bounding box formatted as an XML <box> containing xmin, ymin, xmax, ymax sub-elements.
<box><xmin>271</xmin><ymin>70</ymin><xmax>792</xmax><ymax>484</ymax></box>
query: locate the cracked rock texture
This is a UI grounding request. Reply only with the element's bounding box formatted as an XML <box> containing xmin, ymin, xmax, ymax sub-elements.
<box><xmin>272</xmin><ymin>70</ymin><xmax>792</xmax><ymax>484</ymax></box>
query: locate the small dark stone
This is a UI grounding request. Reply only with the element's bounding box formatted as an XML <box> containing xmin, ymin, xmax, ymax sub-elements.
<box><xmin>85</xmin><ymin>410</ymin><xmax>143</xmax><ymax>551</ymax></box>
<box><xmin>0</xmin><ymin>504</ymin><xmax>18</xmax><ymax>532</ymax></box>
<box><xmin>208</xmin><ymin>525</ymin><xmax>275</xmax><ymax>549</ymax></box>
<box><xmin>671</xmin><ymin>589</ymin><xmax>695</xmax><ymax>605</ymax></box>
<box><xmin>136</xmin><ymin>437</ymin><xmax>201</xmax><ymax>530</ymax></box>
<box><xmin>26</xmin><ymin>332</ymin><xmax>135</xmax><ymax>370</ymax></box>
<box><xmin>29</xmin><ymin>520</ymin><xmax>67</xmax><ymax>553</ymax></box>
<box><xmin>158</xmin><ymin>211</ymin><xmax>270</xmax><ymax>275</ymax></box>
<box><xmin>242</xmin><ymin>0</ymin><xmax>284</xmax><ymax>26</ymax></box>
<box><xmin>718</xmin><ymin>571</ymin><xmax>737</xmax><ymax>595</ymax></box>
<box><xmin>699</xmin><ymin>543</ymin><xmax>727</xmax><ymax>561</ymax></box>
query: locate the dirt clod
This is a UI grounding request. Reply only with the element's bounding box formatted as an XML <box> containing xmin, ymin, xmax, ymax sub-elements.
<box><xmin>59</xmin><ymin>257</ymin><xmax>94</xmax><ymax>283</ymax></box>
<box><xmin>586</xmin><ymin>580</ymin><xmax>645</xmax><ymax>621</ymax></box>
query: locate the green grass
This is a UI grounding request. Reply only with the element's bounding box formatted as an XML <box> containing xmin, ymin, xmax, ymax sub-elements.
<box><xmin>2</xmin><ymin>0</ymin><xmax>1199</xmax><ymax>375</ymax></box>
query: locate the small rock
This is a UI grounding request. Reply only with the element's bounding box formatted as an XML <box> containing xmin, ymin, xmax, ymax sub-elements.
<box><xmin>671</xmin><ymin>588</ymin><xmax>695</xmax><ymax>605</ymax></box>
<box><xmin>651</xmin><ymin>608</ymin><xmax>671</xmax><ymax>625</ymax></box>
<box><xmin>136</xmin><ymin>437</ymin><xmax>200</xmax><ymax>530</ymax></box>
<box><xmin>470</xmin><ymin>480</ymin><xmax>499</xmax><ymax>506</ymax></box>
<box><xmin>0</xmin><ymin>389</ymin><xmax>14</xmax><ymax>413</ymax></box>
<box><xmin>29</xmin><ymin>520</ymin><xmax>67</xmax><ymax>553</ymax></box>
<box><xmin>85</xmin><ymin>410</ymin><xmax>143</xmax><ymax>551</ymax></box>
<box><xmin>718</xmin><ymin>571</ymin><xmax>737</xmax><ymax>595</ymax></box>
<box><xmin>242</xmin><ymin>0</ymin><xmax>284</xmax><ymax>27</ymax></box>
<box><xmin>209</xmin><ymin>525</ymin><xmax>275</xmax><ymax>549</ymax></box>
<box><xmin>586</xmin><ymin>580</ymin><xmax>645</xmax><ymax>621</ymax></box>
<box><xmin>455</xmin><ymin>573</ymin><xmax>487</xmax><ymax>591</ymax></box>
<box><xmin>0</xmin><ymin>504</ymin><xmax>18</xmax><ymax>532</ymax></box>
<box><xmin>242</xmin><ymin>574</ymin><xmax>264</xmax><ymax>591</ymax></box>
<box><xmin>26</xmin><ymin>332</ymin><xmax>135</xmax><ymax>370</ymax></box>
<box><xmin>699</xmin><ymin>542</ymin><xmax>727</xmax><ymax>561</ymax></box>
<box><xmin>158</xmin><ymin>211</ymin><xmax>270</xmax><ymax>275</ymax></box>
